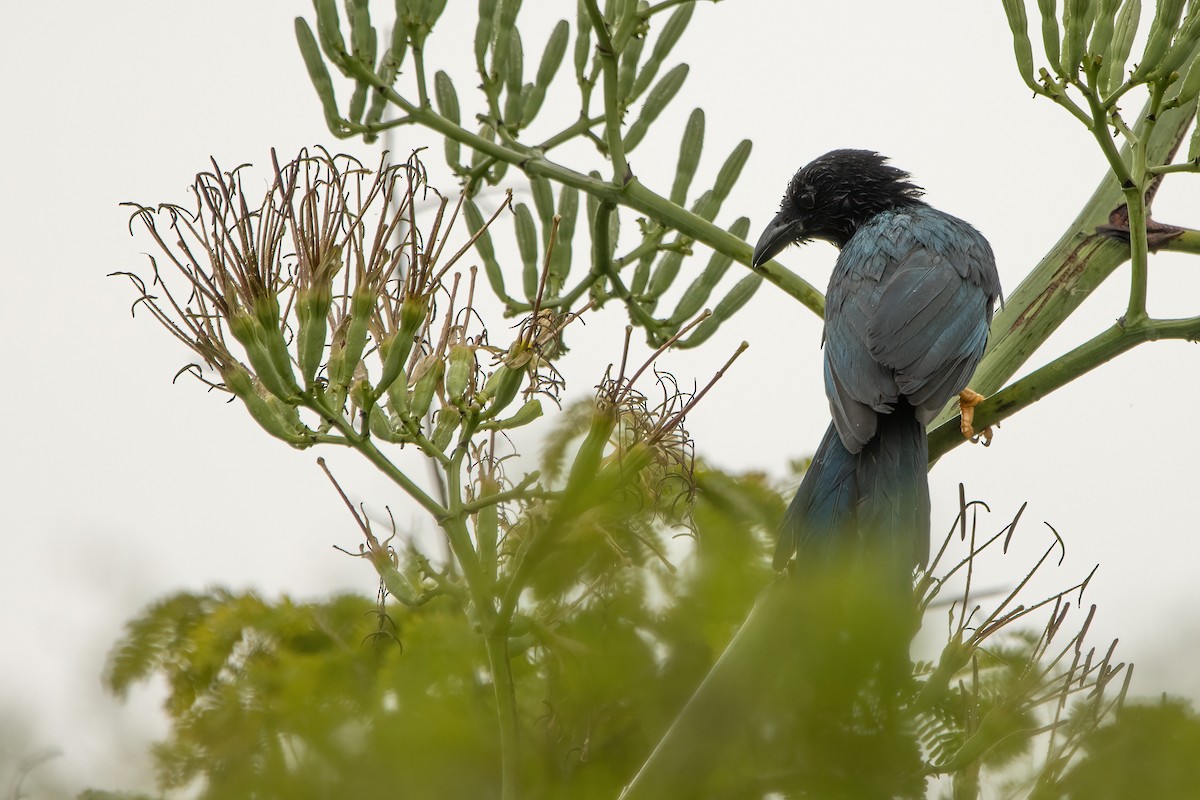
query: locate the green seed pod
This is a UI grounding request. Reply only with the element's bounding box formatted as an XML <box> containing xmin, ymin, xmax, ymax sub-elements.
<box><xmin>375</xmin><ymin>315</ymin><xmax>417</xmax><ymax>395</ymax></box>
<box><xmin>1089</xmin><ymin>0</ymin><xmax>1122</xmax><ymax>64</ymax></box>
<box><xmin>434</xmin><ymin>70</ymin><xmax>463</xmax><ymax>167</ymax></box>
<box><xmin>647</xmin><ymin>246</ymin><xmax>684</xmax><ymax>299</ymax></box>
<box><xmin>1101</xmin><ymin>0</ymin><xmax>1141</xmax><ymax>92</ymax></box>
<box><xmin>514</xmin><ymin>203</ymin><xmax>539</xmax><ymax>299</ymax></box>
<box><xmin>226</xmin><ymin>311</ymin><xmax>298</xmax><ymax>402</ymax></box>
<box><xmin>631</xmin><ymin>244</ymin><xmax>658</xmax><ymax>297</ymax></box>
<box><xmin>464</xmin><ymin>200</ymin><xmax>513</xmax><ymax>304</ymax></box>
<box><xmin>224</xmin><ymin>364</ymin><xmax>309</xmax><ymax>446</ymax></box>
<box><xmin>368</xmin><ymin>404</ymin><xmax>400</xmax><ymax>442</ymax></box>
<box><xmin>313</xmin><ymin>0</ymin><xmax>351</xmax><ymax>73</ymax></box>
<box><xmin>1036</xmin><ymin>0</ymin><xmax>1063</xmax><ymax>76</ymax></box>
<box><xmin>445</xmin><ymin>344</ymin><xmax>477</xmax><ymax>403</ymax></box>
<box><xmin>502</xmin><ymin>28</ymin><xmax>526</xmax><ymax>124</ymax></box>
<box><xmin>670</xmin><ymin>108</ymin><xmax>705</xmax><ymax>205</ymax></box>
<box><xmin>624</xmin><ymin>63</ymin><xmax>689</xmax><ymax>152</ymax></box>
<box><xmin>574</xmin><ymin>0</ymin><xmax>593</xmax><ymax>84</ymax></box>
<box><xmin>422</xmin><ymin>0</ymin><xmax>448</xmax><ymax>30</ymax></box>
<box><xmin>1002</xmin><ymin>0</ymin><xmax>1041</xmax><ymax>92</ymax></box>
<box><xmin>295</xmin><ymin>287</ymin><xmax>332</xmax><ymax>388</ymax></box>
<box><xmin>475</xmin><ymin>0</ymin><xmax>498</xmax><ymax>74</ymax></box>
<box><xmin>348</xmin><ymin>377</ymin><xmax>372</xmax><ymax>413</ymax></box>
<box><xmin>1131</xmin><ymin>0</ymin><xmax>1187</xmax><ymax>83</ymax></box>
<box><xmin>679</xmin><ymin>274</ymin><xmax>762</xmax><ymax>348</ymax></box>
<box><xmin>1159</xmin><ymin>3</ymin><xmax>1200</xmax><ymax>80</ymax></box>
<box><xmin>430</xmin><ymin>405</ymin><xmax>462</xmax><ymax>450</ymax></box>
<box><xmin>530</xmin><ymin>177</ymin><xmax>556</xmax><ymax>236</ymax></box>
<box><xmin>480</xmin><ymin>360</ymin><xmax>524</xmax><ymax>417</ymax></box>
<box><xmin>480</xmin><ymin>398</ymin><xmax>542</xmax><ymax>431</ymax></box>
<box><xmin>328</xmin><ymin>285</ymin><xmax>374</xmax><ymax>391</ymax></box>
<box><xmin>409</xmin><ymin>357</ymin><xmax>444</xmax><ymax>418</ymax></box>
<box><xmin>434</xmin><ymin>70</ymin><xmax>460</xmax><ymax>124</ymax></box>
<box><xmin>391</xmin><ymin>2</ymin><xmax>410</xmax><ymax>69</ymax></box>
<box><xmin>563</xmin><ymin>404</ymin><xmax>618</xmax><ymax>502</ymax></box>
<box><xmin>535</xmin><ymin>20</ymin><xmax>570</xmax><ymax>89</ymax></box>
<box><xmin>630</xmin><ymin>2</ymin><xmax>693</xmax><ymax>99</ymax></box>
<box><xmin>348</xmin><ymin>0</ymin><xmax>375</xmax><ymax>67</ymax></box>
<box><xmin>521</xmin><ymin>84</ymin><xmax>547</xmax><ymax>127</ymax></box>
<box><xmin>491</xmin><ymin>0</ymin><xmax>520</xmax><ymax>78</ymax></box>
<box><xmin>1188</xmin><ymin>107</ymin><xmax>1200</xmax><ymax>161</ymax></box>
<box><xmin>385</xmin><ymin>365</ymin><xmax>410</xmax><ymax>418</ymax></box>
<box><xmin>295</xmin><ymin>19</ymin><xmax>347</xmax><ymax>137</ymax></box>
<box><xmin>617</xmin><ymin>34</ymin><xmax>645</xmax><ymax>102</ymax></box>
<box><xmin>1061</xmin><ymin>0</ymin><xmax>1093</xmax><ymax>75</ymax></box>
<box><xmin>712</xmin><ymin>139</ymin><xmax>752</xmax><ymax>207</ymax></box>
<box><xmin>690</xmin><ymin>189</ymin><xmax>717</xmax><ymax>224</ymax></box>
<box><xmin>249</xmin><ymin>294</ymin><xmax>300</xmax><ymax>398</ymax></box>
<box><xmin>1175</xmin><ymin>46</ymin><xmax>1200</xmax><ymax>103</ymax></box>
<box><xmin>551</xmin><ymin>187</ymin><xmax>579</xmax><ymax>286</ymax></box>
<box><xmin>669</xmin><ymin>216</ymin><xmax>749</xmax><ymax>325</ymax></box>
<box><xmin>475</xmin><ymin>474</ymin><xmax>501</xmax><ymax>583</ymax></box>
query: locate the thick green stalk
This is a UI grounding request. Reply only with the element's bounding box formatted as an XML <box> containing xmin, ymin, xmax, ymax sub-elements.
<box><xmin>929</xmin><ymin>92</ymin><xmax>1197</xmax><ymax>447</ymax></box>
<box><xmin>582</xmin><ymin>0</ymin><xmax>629</xmax><ymax>181</ymax></box>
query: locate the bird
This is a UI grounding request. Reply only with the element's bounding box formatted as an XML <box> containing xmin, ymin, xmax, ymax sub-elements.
<box><xmin>752</xmin><ymin>150</ymin><xmax>1001</xmax><ymax>574</ymax></box>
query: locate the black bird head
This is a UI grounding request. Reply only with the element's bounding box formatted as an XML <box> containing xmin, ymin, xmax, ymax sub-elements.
<box><xmin>751</xmin><ymin>150</ymin><xmax>924</xmax><ymax>266</ymax></box>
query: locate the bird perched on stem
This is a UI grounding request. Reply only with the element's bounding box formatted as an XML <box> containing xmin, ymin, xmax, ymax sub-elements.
<box><xmin>753</xmin><ymin>150</ymin><xmax>1001</xmax><ymax>573</ymax></box>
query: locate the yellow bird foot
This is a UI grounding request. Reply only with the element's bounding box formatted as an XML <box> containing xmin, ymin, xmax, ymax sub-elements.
<box><xmin>958</xmin><ymin>388</ymin><xmax>993</xmax><ymax>446</ymax></box>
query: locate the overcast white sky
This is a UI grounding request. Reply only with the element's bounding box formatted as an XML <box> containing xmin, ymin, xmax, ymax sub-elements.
<box><xmin>2</xmin><ymin>2</ymin><xmax>1199</xmax><ymax>795</ymax></box>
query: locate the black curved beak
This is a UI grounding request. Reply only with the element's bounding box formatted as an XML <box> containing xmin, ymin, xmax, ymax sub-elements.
<box><xmin>751</xmin><ymin>211</ymin><xmax>805</xmax><ymax>268</ymax></box>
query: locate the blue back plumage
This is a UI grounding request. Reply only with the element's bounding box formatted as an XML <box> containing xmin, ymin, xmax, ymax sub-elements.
<box><xmin>754</xmin><ymin>151</ymin><xmax>1000</xmax><ymax>574</ymax></box>
<box><xmin>778</xmin><ymin>207</ymin><xmax>998</xmax><ymax>572</ymax></box>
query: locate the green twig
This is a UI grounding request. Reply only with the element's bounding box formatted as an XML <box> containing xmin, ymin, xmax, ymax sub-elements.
<box><xmin>582</xmin><ymin>0</ymin><xmax>630</xmax><ymax>181</ymax></box>
<box><xmin>928</xmin><ymin>314</ymin><xmax>1200</xmax><ymax>460</ymax></box>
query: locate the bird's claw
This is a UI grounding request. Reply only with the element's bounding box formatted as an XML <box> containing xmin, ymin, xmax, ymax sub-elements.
<box><xmin>958</xmin><ymin>388</ymin><xmax>993</xmax><ymax>446</ymax></box>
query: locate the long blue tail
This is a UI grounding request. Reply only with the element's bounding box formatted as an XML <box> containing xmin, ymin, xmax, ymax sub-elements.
<box><xmin>776</xmin><ymin>406</ymin><xmax>930</xmax><ymax>572</ymax></box>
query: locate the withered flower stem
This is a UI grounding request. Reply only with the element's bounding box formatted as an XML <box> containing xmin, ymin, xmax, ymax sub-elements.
<box><xmin>614</xmin><ymin>310</ymin><xmax>711</xmax><ymax>406</ymax></box>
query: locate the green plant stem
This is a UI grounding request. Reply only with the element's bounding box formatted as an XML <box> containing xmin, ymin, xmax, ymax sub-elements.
<box><xmin>302</xmin><ymin>392</ymin><xmax>448</xmax><ymax>519</ymax></box>
<box><xmin>928</xmin><ymin>313</ymin><xmax>1200</xmax><ymax>460</ymax></box>
<box><xmin>459</xmin><ymin>471</ymin><xmax>543</xmax><ymax>513</ymax></box>
<box><xmin>582</xmin><ymin>0</ymin><xmax>629</xmax><ymax>181</ymax></box>
<box><xmin>1160</xmin><ymin>226</ymin><xmax>1200</xmax><ymax>253</ymax></box>
<box><xmin>1150</xmin><ymin>160</ymin><xmax>1200</xmax><ymax>174</ymax></box>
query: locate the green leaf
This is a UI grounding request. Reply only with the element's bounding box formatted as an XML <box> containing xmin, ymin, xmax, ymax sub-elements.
<box><xmin>670</xmin><ymin>108</ymin><xmax>705</xmax><ymax>206</ymax></box>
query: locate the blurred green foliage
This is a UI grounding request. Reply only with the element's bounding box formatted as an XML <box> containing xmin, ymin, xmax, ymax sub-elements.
<box><xmin>102</xmin><ymin>1</ymin><xmax>1200</xmax><ymax>797</ymax></box>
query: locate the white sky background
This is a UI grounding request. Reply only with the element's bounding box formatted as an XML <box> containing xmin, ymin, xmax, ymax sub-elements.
<box><xmin>2</xmin><ymin>1</ymin><xmax>1199</xmax><ymax>795</ymax></box>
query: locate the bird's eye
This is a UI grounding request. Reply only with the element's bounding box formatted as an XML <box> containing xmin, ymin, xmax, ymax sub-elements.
<box><xmin>797</xmin><ymin>192</ymin><xmax>815</xmax><ymax>210</ymax></box>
